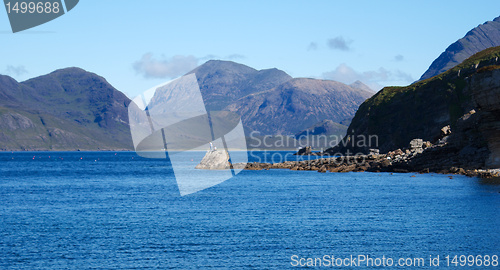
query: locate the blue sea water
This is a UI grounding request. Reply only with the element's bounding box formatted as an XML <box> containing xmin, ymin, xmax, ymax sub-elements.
<box><xmin>0</xmin><ymin>151</ymin><xmax>499</xmax><ymax>269</ymax></box>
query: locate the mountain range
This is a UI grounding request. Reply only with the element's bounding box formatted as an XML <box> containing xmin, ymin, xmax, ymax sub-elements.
<box><xmin>0</xmin><ymin>61</ymin><xmax>373</xmax><ymax>151</ymax></box>
<box><xmin>4</xmin><ymin>14</ymin><xmax>500</xmax><ymax>152</ymax></box>
<box><xmin>223</xmin><ymin>76</ymin><xmax>372</xmax><ymax>135</ymax></box>
<box><xmin>191</xmin><ymin>60</ymin><xmax>373</xmax><ymax>135</ymax></box>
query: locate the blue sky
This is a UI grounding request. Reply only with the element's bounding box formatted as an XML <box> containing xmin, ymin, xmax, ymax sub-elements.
<box><xmin>1</xmin><ymin>0</ymin><xmax>500</xmax><ymax>97</ymax></box>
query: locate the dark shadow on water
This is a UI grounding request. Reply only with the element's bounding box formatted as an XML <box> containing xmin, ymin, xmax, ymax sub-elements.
<box><xmin>478</xmin><ymin>177</ymin><xmax>500</xmax><ymax>186</ymax></box>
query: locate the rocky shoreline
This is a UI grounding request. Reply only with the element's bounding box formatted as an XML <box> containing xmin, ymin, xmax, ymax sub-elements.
<box><xmin>239</xmin><ymin>139</ymin><xmax>500</xmax><ymax>179</ymax></box>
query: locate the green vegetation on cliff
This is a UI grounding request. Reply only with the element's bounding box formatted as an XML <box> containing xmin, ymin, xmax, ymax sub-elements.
<box><xmin>335</xmin><ymin>46</ymin><xmax>500</xmax><ymax>153</ymax></box>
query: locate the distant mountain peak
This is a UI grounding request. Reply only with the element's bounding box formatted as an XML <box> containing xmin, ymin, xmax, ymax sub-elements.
<box><xmin>0</xmin><ymin>67</ymin><xmax>133</xmax><ymax>151</ymax></box>
<box><xmin>178</xmin><ymin>60</ymin><xmax>373</xmax><ymax>135</ymax></box>
<box><xmin>48</xmin><ymin>67</ymin><xmax>109</xmax><ymax>81</ymax></box>
<box><xmin>420</xmin><ymin>15</ymin><xmax>500</xmax><ymax>80</ymax></box>
<box><xmin>349</xmin><ymin>80</ymin><xmax>373</xmax><ymax>93</ymax></box>
<box><xmin>51</xmin><ymin>66</ymin><xmax>88</xmax><ymax>73</ymax></box>
<box><xmin>24</xmin><ymin>67</ymin><xmax>107</xmax><ymax>84</ymax></box>
<box><xmin>188</xmin><ymin>60</ymin><xmax>292</xmax><ymax>111</ymax></box>
<box><xmin>188</xmin><ymin>60</ymin><xmax>257</xmax><ymax>76</ymax></box>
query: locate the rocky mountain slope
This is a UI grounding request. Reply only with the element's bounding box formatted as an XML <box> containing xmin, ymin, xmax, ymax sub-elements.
<box><xmin>420</xmin><ymin>16</ymin><xmax>500</xmax><ymax>80</ymax></box>
<box><xmin>349</xmin><ymin>80</ymin><xmax>374</xmax><ymax>93</ymax></box>
<box><xmin>191</xmin><ymin>60</ymin><xmax>373</xmax><ymax>136</ymax></box>
<box><xmin>224</xmin><ymin>77</ymin><xmax>372</xmax><ymax>135</ymax></box>
<box><xmin>326</xmin><ymin>46</ymin><xmax>500</xmax><ymax>169</ymax></box>
<box><xmin>0</xmin><ymin>68</ymin><xmax>132</xmax><ymax>151</ymax></box>
<box><xmin>189</xmin><ymin>60</ymin><xmax>292</xmax><ymax>111</ymax></box>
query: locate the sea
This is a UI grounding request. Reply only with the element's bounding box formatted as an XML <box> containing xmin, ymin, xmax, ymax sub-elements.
<box><xmin>0</xmin><ymin>151</ymin><xmax>499</xmax><ymax>269</ymax></box>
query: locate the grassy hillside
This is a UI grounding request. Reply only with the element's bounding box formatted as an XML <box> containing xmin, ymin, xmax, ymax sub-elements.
<box><xmin>330</xmin><ymin>46</ymin><xmax>500</xmax><ymax>153</ymax></box>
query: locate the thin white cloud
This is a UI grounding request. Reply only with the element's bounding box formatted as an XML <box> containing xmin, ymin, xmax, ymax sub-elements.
<box><xmin>4</xmin><ymin>65</ymin><xmax>28</xmax><ymax>76</ymax></box>
<box><xmin>133</xmin><ymin>54</ymin><xmax>199</xmax><ymax>79</ymax></box>
<box><xmin>327</xmin><ymin>36</ymin><xmax>352</xmax><ymax>51</ymax></box>
<box><xmin>226</xmin><ymin>54</ymin><xmax>246</xmax><ymax>60</ymax></box>
<box><xmin>307</xmin><ymin>42</ymin><xmax>318</xmax><ymax>51</ymax></box>
<box><xmin>394</xmin><ymin>70</ymin><xmax>413</xmax><ymax>82</ymax></box>
<box><xmin>199</xmin><ymin>54</ymin><xmax>246</xmax><ymax>62</ymax></box>
<box><xmin>198</xmin><ymin>54</ymin><xmax>218</xmax><ymax>62</ymax></box>
<box><xmin>322</xmin><ymin>63</ymin><xmax>414</xmax><ymax>91</ymax></box>
<box><xmin>394</xmin><ymin>54</ymin><xmax>404</xmax><ymax>61</ymax></box>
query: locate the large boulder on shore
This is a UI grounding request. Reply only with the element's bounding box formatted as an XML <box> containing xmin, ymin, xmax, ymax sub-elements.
<box><xmin>195</xmin><ymin>149</ymin><xmax>232</xmax><ymax>170</ymax></box>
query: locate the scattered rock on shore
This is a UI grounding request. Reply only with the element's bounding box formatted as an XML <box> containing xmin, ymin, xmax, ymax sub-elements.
<box><xmin>245</xmin><ymin>139</ymin><xmax>500</xmax><ymax>179</ymax></box>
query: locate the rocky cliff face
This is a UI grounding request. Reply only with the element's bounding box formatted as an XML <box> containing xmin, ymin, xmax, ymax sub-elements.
<box><xmin>420</xmin><ymin>16</ymin><xmax>500</xmax><ymax>80</ymax></box>
<box><xmin>325</xmin><ymin>46</ymin><xmax>500</xmax><ymax>169</ymax></box>
<box><xmin>390</xmin><ymin>68</ymin><xmax>500</xmax><ymax>171</ymax></box>
<box><xmin>470</xmin><ymin>68</ymin><xmax>500</xmax><ymax>167</ymax></box>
